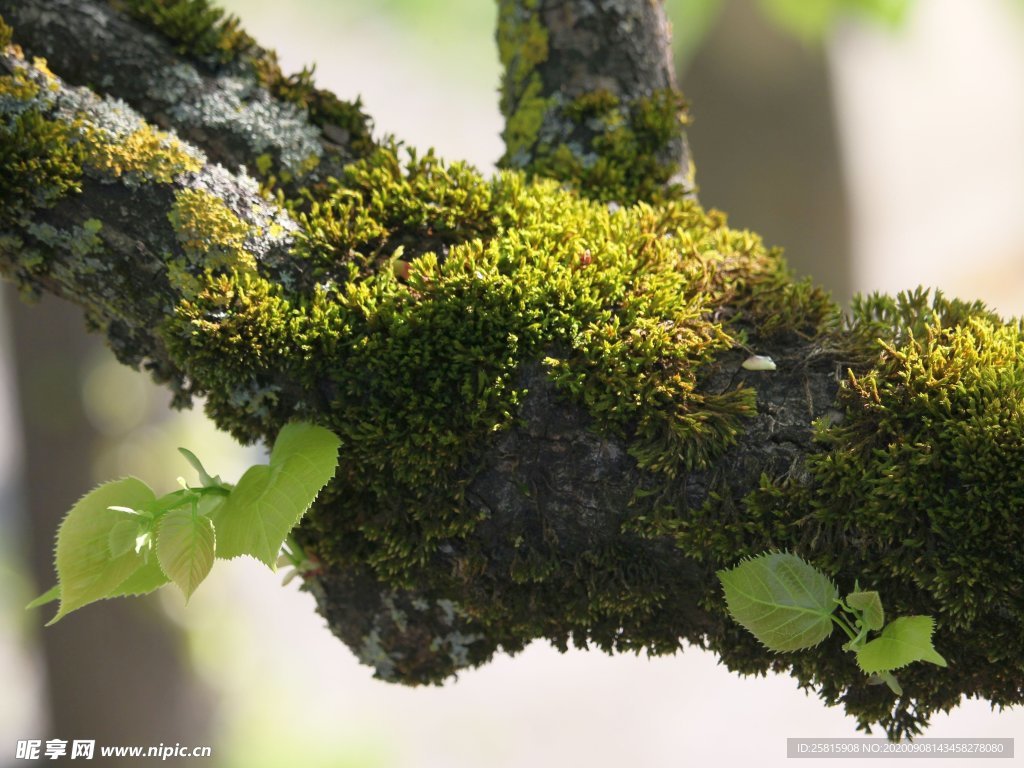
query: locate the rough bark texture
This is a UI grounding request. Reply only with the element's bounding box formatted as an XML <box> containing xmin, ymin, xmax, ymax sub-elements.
<box><xmin>498</xmin><ymin>0</ymin><xmax>695</xmax><ymax>200</ymax></box>
<box><xmin>0</xmin><ymin>3</ymin><xmax>370</xmax><ymax>200</ymax></box>
<box><xmin>2</xmin><ymin>0</ymin><xmax>1021</xmax><ymax>741</ymax></box>
<box><xmin>0</xmin><ymin>43</ymin><xmax>299</xmax><ymax>400</ymax></box>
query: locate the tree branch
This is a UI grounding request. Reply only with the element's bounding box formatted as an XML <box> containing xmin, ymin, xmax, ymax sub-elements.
<box><xmin>0</xmin><ymin>0</ymin><xmax>373</xmax><ymax>183</ymax></box>
<box><xmin>2</xmin><ymin>6</ymin><xmax>1021</xmax><ymax>740</ymax></box>
<box><xmin>497</xmin><ymin>0</ymin><xmax>695</xmax><ymax>201</ymax></box>
<box><xmin>0</xmin><ymin>46</ymin><xmax>297</xmax><ymax>402</ymax></box>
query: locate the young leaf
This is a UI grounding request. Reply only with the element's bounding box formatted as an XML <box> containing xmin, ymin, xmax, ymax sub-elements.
<box><xmin>210</xmin><ymin>422</ymin><xmax>340</xmax><ymax>568</ymax></box>
<box><xmin>49</xmin><ymin>477</ymin><xmax>157</xmax><ymax>624</ymax></box>
<box><xmin>846</xmin><ymin>589</ymin><xmax>885</xmax><ymax>630</ymax></box>
<box><xmin>855</xmin><ymin>615</ymin><xmax>948</xmax><ymax>674</ymax></box>
<box><xmin>178</xmin><ymin>447</ymin><xmax>223</xmax><ymax>488</ymax></box>
<box><xmin>717</xmin><ymin>551</ymin><xmax>839</xmax><ymax>652</ymax></box>
<box><xmin>875</xmin><ymin>670</ymin><xmax>904</xmax><ymax>696</ymax></box>
<box><xmin>26</xmin><ymin>584</ymin><xmax>61</xmax><ymax>610</ymax></box>
<box><xmin>108</xmin><ymin>517</ymin><xmax>145</xmax><ymax>559</ymax></box>
<box><xmin>156</xmin><ymin>508</ymin><xmax>216</xmax><ymax>601</ymax></box>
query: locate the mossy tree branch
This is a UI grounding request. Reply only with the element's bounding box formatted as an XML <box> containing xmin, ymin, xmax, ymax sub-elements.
<box><xmin>497</xmin><ymin>0</ymin><xmax>695</xmax><ymax>202</ymax></box>
<box><xmin>0</xmin><ymin>0</ymin><xmax>374</xmax><ymax>187</ymax></box>
<box><xmin>1</xmin><ymin>4</ymin><xmax>1022</xmax><ymax>742</ymax></box>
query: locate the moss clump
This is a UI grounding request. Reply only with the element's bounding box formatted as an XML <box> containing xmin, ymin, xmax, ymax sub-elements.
<box><xmin>113</xmin><ymin>0</ymin><xmax>256</xmax><ymax>64</ymax></box>
<box><xmin>495</xmin><ymin>2</ymin><xmax>691</xmax><ymax>203</ymax></box>
<box><xmin>661</xmin><ymin>289</ymin><xmax>1024</xmax><ymax>738</ymax></box>
<box><xmin>533</xmin><ymin>89</ymin><xmax>692</xmax><ymax>204</ymax></box>
<box><xmin>0</xmin><ymin>67</ymin><xmax>85</xmax><ymax>226</ymax></box>
<box><xmin>0</xmin><ymin>110</ymin><xmax>84</xmax><ymax>226</ymax></box>
<box><xmin>162</xmin><ymin>145</ymin><xmax>824</xmax><ymax>585</ymax></box>
<box><xmin>294</xmin><ymin>143</ymin><xmax>495</xmax><ymax>281</ymax></box>
<box><xmin>496</xmin><ymin>0</ymin><xmax>551</xmax><ymax>168</ymax></box>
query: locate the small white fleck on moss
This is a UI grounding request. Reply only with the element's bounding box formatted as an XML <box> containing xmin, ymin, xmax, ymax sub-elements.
<box><xmin>742</xmin><ymin>354</ymin><xmax>776</xmax><ymax>371</ymax></box>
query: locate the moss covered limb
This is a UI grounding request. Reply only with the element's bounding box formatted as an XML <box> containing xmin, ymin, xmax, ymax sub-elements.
<box><xmin>497</xmin><ymin>0</ymin><xmax>695</xmax><ymax>202</ymax></box>
<box><xmin>0</xmin><ymin>47</ymin><xmax>297</xmax><ymax>400</ymax></box>
<box><xmin>3</xmin><ymin>8</ymin><xmax>1022</xmax><ymax>739</ymax></box>
<box><xmin>0</xmin><ymin>0</ymin><xmax>374</xmax><ymax>189</ymax></box>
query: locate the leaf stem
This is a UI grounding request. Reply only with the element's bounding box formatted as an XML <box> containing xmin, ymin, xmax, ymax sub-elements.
<box><xmin>830</xmin><ymin>610</ymin><xmax>859</xmax><ymax>642</ymax></box>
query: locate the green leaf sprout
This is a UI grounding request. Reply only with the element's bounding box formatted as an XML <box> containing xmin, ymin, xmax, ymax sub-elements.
<box><xmin>717</xmin><ymin>552</ymin><xmax>947</xmax><ymax>696</ymax></box>
<box><xmin>27</xmin><ymin>421</ymin><xmax>340</xmax><ymax>623</ymax></box>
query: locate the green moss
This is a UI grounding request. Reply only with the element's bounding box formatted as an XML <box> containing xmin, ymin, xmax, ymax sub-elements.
<box><xmin>501</xmin><ymin>76</ymin><xmax>551</xmax><ymax>169</ymax></box>
<box><xmin>645</xmin><ymin>289</ymin><xmax>1024</xmax><ymax>738</ymax></box>
<box><xmin>113</xmin><ymin>0</ymin><xmax>256</xmax><ymax>64</ymax></box>
<box><xmin>495</xmin><ymin>0</ymin><xmax>691</xmax><ymax>203</ymax></box>
<box><xmin>0</xmin><ymin>98</ymin><xmax>85</xmax><ymax>227</ymax></box>
<box><xmin>294</xmin><ymin>143</ymin><xmax>494</xmax><ymax>280</ymax></box>
<box><xmin>496</xmin><ymin>0</ymin><xmax>551</xmax><ymax>167</ymax></box>
<box><xmin>530</xmin><ymin>88</ymin><xmax>692</xmax><ymax>204</ymax></box>
<box><xmin>162</xmin><ymin>146</ymin><xmax>819</xmax><ymax>587</ymax></box>
<box><xmin>0</xmin><ymin>14</ymin><xmax>13</xmax><ymax>49</ymax></box>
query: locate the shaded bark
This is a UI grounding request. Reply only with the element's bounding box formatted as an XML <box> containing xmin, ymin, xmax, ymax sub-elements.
<box><xmin>0</xmin><ymin>0</ymin><xmax>367</xmax><ymax>183</ymax></box>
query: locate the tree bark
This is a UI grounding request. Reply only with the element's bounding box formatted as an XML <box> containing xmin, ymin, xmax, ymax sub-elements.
<box><xmin>497</xmin><ymin>0</ymin><xmax>695</xmax><ymax>200</ymax></box>
<box><xmin>1</xmin><ymin>2</ymin><xmax>1021</xmax><ymax>741</ymax></box>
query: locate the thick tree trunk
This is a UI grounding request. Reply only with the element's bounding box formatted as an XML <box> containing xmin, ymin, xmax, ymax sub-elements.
<box><xmin>1</xmin><ymin>0</ymin><xmax>1020</xmax><ymax>740</ymax></box>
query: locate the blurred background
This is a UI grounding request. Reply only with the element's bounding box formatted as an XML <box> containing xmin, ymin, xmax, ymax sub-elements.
<box><xmin>2</xmin><ymin>0</ymin><xmax>1023</xmax><ymax>765</ymax></box>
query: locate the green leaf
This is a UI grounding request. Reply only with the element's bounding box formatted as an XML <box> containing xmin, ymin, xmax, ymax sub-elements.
<box><xmin>49</xmin><ymin>477</ymin><xmax>157</xmax><ymax>624</ymax></box>
<box><xmin>846</xmin><ymin>589</ymin><xmax>885</xmax><ymax>630</ymax></box>
<box><xmin>32</xmin><ymin>557</ymin><xmax>172</xmax><ymax>611</ymax></box>
<box><xmin>855</xmin><ymin>616</ymin><xmax>948</xmax><ymax>674</ymax></box>
<box><xmin>717</xmin><ymin>552</ymin><xmax>839</xmax><ymax>651</ymax></box>
<box><xmin>178</xmin><ymin>447</ymin><xmax>224</xmax><ymax>488</ymax></box>
<box><xmin>26</xmin><ymin>584</ymin><xmax>60</xmax><ymax>610</ymax></box>
<box><xmin>106</xmin><ymin>557</ymin><xmax>170</xmax><ymax>598</ymax></box>
<box><xmin>156</xmin><ymin>508</ymin><xmax>216</xmax><ymax>601</ymax></box>
<box><xmin>875</xmin><ymin>670</ymin><xmax>904</xmax><ymax>696</ymax></box>
<box><xmin>108</xmin><ymin>517</ymin><xmax>145</xmax><ymax>559</ymax></box>
<box><xmin>210</xmin><ymin>422</ymin><xmax>340</xmax><ymax>568</ymax></box>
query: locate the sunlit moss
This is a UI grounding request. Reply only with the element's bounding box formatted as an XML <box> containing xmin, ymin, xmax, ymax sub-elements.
<box><xmin>0</xmin><ymin>63</ymin><xmax>85</xmax><ymax>227</ymax></box>
<box><xmin>162</xmin><ymin>145</ymin><xmax>826</xmax><ymax>587</ymax></box>
<box><xmin>532</xmin><ymin>88</ymin><xmax>692</xmax><ymax>203</ymax></box>
<box><xmin>81</xmin><ymin>123</ymin><xmax>202</xmax><ymax>184</ymax></box>
<box><xmin>113</xmin><ymin>0</ymin><xmax>255</xmax><ymax>64</ymax></box>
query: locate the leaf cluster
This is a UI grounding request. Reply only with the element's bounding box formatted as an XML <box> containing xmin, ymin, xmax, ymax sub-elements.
<box><xmin>29</xmin><ymin>422</ymin><xmax>339</xmax><ymax>623</ymax></box>
<box><xmin>718</xmin><ymin>552</ymin><xmax>947</xmax><ymax>697</ymax></box>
